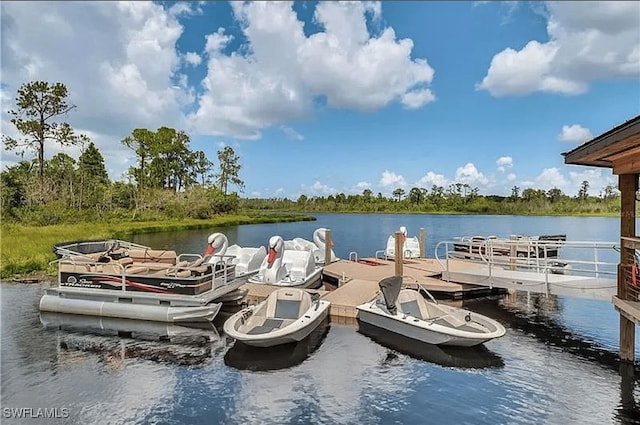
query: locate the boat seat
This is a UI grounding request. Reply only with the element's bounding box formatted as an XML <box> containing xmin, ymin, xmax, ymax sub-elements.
<box><xmin>399</xmin><ymin>300</ymin><xmax>423</xmax><ymax>319</ymax></box>
<box><xmin>265</xmin><ymin>288</ymin><xmax>310</xmax><ymax>319</ymax></box>
<box><xmin>397</xmin><ymin>289</ymin><xmax>449</xmax><ymax>320</ymax></box>
<box><xmin>128</xmin><ymin>249</ymin><xmax>177</xmax><ymax>265</ymax></box>
<box><xmin>126</xmin><ymin>265</ymin><xmax>152</xmax><ymax>275</ymax></box>
<box><xmin>282</xmin><ymin>250</ymin><xmax>313</xmax><ymax>280</ymax></box>
<box><xmin>59</xmin><ymin>262</ymin><xmax>93</xmax><ymax>273</ymax></box>
<box><xmin>116</xmin><ymin>257</ymin><xmax>134</xmax><ymax>266</ymax></box>
<box><xmin>168</xmin><ymin>258</ymin><xmax>209</xmax><ymax>276</ymax></box>
<box><xmin>163</xmin><ymin>269</ymin><xmax>193</xmax><ymax>278</ymax></box>
<box><xmin>247</xmin><ymin>318</ymin><xmax>284</xmax><ymax>335</ymax></box>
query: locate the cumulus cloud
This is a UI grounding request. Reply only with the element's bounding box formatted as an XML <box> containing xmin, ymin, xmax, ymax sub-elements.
<box><xmin>567</xmin><ymin>167</ymin><xmax>615</xmax><ymax>196</ymax></box>
<box><xmin>1</xmin><ymin>1</ymin><xmax>196</xmax><ymax>178</ymax></box>
<box><xmin>506</xmin><ymin>173</ymin><xmax>516</xmax><ymax>181</ymax></box>
<box><xmin>522</xmin><ymin>166</ymin><xmax>614</xmax><ymax>196</ymax></box>
<box><xmin>379</xmin><ymin>170</ymin><xmax>406</xmax><ymax>188</ymax></box>
<box><xmin>301</xmin><ymin>180</ymin><xmax>336</xmax><ymax>196</ymax></box>
<box><xmin>454</xmin><ymin>163</ymin><xmax>488</xmax><ymax>186</ymax></box>
<box><xmin>355</xmin><ymin>181</ymin><xmax>371</xmax><ymax>190</ymax></box>
<box><xmin>558</xmin><ymin>124</ymin><xmax>593</xmax><ymax>143</ymax></box>
<box><xmin>416</xmin><ymin>171</ymin><xmax>447</xmax><ymax>188</ymax></box>
<box><xmin>184</xmin><ymin>52</ymin><xmax>202</xmax><ymax>66</ymax></box>
<box><xmin>530</xmin><ymin>167</ymin><xmax>568</xmax><ymax>191</ymax></box>
<box><xmin>1</xmin><ymin>1</ymin><xmax>434</xmax><ymax>178</ymax></box>
<box><xmin>280</xmin><ymin>126</ymin><xmax>304</xmax><ymax>141</ymax></box>
<box><xmin>477</xmin><ymin>2</ymin><xmax>640</xmax><ymax>96</ymax></box>
<box><xmin>189</xmin><ymin>1</ymin><xmax>435</xmax><ymax>139</ymax></box>
<box><xmin>496</xmin><ymin>156</ymin><xmax>513</xmax><ymax>172</ymax></box>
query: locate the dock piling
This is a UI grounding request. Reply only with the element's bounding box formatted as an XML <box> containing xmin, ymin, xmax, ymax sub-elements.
<box><xmin>325</xmin><ymin>228</ymin><xmax>333</xmax><ymax>265</ymax></box>
<box><xmin>509</xmin><ymin>235</ymin><xmax>517</xmax><ymax>271</ymax></box>
<box><xmin>395</xmin><ymin>231</ymin><xmax>403</xmax><ymax>276</ymax></box>
<box><xmin>419</xmin><ymin>228</ymin><xmax>426</xmax><ymax>258</ymax></box>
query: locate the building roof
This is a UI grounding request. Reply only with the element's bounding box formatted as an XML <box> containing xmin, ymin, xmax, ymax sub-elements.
<box><xmin>563</xmin><ymin>115</ymin><xmax>640</xmax><ymax>172</ymax></box>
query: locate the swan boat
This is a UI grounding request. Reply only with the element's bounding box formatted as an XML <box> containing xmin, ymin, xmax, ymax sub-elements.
<box><xmin>284</xmin><ymin>228</ymin><xmax>337</xmax><ymax>265</ymax></box>
<box><xmin>204</xmin><ymin>232</ymin><xmax>267</xmax><ymax>278</ymax></box>
<box><xmin>223</xmin><ymin>287</ymin><xmax>330</xmax><ymax>347</ymax></box>
<box><xmin>40</xmin><ymin>239</ymin><xmax>247</xmax><ymax>323</ymax></box>
<box><xmin>248</xmin><ymin>236</ymin><xmax>323</xmax><ymax>288</ymax></box>
<box><xmin>356</xmin><ymin>276</ymin><xmax>506</xmax><ymax>347</ymax></box>
<box><xmin>384</xmin><ymin>226</ymin><xmax>421</xmax><ymax>259</ymax></box>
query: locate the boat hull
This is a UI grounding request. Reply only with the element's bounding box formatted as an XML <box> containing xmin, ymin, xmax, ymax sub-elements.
<box><xmin>40</xmin><ymin>294</ymin><xmax>221</xmax><ymax>323</ymax></box>
<box><xmin>356</xmin><ymin>305</ymin><xmax>504</xmax><ymax>347</ymax></box>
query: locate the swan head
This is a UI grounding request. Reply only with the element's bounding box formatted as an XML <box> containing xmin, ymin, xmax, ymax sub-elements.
<box><xmin>267</xmin><ymin>236</ymin><xmax>284</xmax><ymax>264</ymax></box>
<box><xmin>399</xmin><ymin>226</ymin><xmax>407</xmax><ymax>243</ymax></box>
<box><xmin>205</xmin><ymin>233</ymin><xmax>228</xmax><ymax>256</ymax></box>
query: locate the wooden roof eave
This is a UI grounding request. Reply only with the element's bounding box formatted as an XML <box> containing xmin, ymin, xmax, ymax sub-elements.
<box><xmin>563</xmin><ymin>115</ymin><xmax>640</xmax><ymax>169</ymax></box>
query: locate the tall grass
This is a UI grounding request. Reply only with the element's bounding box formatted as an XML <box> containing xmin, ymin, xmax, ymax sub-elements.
<box><xmin>0</xmin><ymin>213</ymin><xmax>314</xmax><ymax>279</ymax></box>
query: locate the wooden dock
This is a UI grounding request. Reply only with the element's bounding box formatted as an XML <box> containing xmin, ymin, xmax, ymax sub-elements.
<box><xmin>240</xmin><ymin>257</ymin><xmax>502</xmax><ymax>324</ymax></box>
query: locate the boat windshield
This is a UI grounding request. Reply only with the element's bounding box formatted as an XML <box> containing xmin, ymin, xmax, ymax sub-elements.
<box><xmin>378</xmin><ymin>276</ymin><xmax>402</xmax><ymax>315</ymax></box>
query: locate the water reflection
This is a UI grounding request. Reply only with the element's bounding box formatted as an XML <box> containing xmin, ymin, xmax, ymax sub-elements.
<box><xmin>356</xmin><ymin>321</ymin><xmax>504</xmax><ymax>369</ymax></box>
<box><xmin>224</xmin><ymin>318</ymin><xmax>330</xmax><ymax>371</ymax></box>
<box><xmin>40</xmin><ymin>312</ymin><xmax>225</xmax><ymax>367</ymax></box>
<box><xmin>617</xmin><ymin>362</ymin><xmax>640</xmax><ymax>424</ymax></box>
<box><xmin>467</xmin><ymin>294</ymin><xmax>632</xmax><ymax>372</ymax></box>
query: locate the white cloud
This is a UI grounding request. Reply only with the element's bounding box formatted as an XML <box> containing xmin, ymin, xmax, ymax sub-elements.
<box><xmin>204</xmin><ymin>27</ymin><xmax>233</xmax><ymax>55</ymax></box>
<box><xmin>416</xmin><ymin>171</ymin><xmax>447</xmax><ymax>188</ymax></box>
<box><xmin>301</xmin><ymin>180</ymin><xmax>336</xmax><ymax>196</ymax></box>
<box><xmin>355</xmin><ymin>181</ymin><xmax>371</xmax><ymax>190</ymax></box>
<box><xmin>379</xmin><ymin>170</ymin><xmax>406</xmax><ymax>188</ymax></box>
<box><xmin>184</xmin><ymin>51</ymin><xmax>202</xmax><ymax>66</ymax></box>
<box><xmin>1</xmin><ymin>2</ymin><xmax>196</xmax><ymax>179</ymax></box>
<box><xmin>280</xmin><ymin>126</ymin><xmax>304</xmax><ymax>141</ymax></box>
<box><xmin>522</xmin><ymin>166</ymin><xmax>614</xmax><ymax>196</ymax></box>
<box><xmin>189</xmin><ymin>1</ymin><xmax>435</xmax><ymax>139</ymax></box>
<box><xmin>506</xmin><ymin>173</ymin><xmax>516</xmax><ymax>181</ymax></box>
<box><xmin>567</xmin><ymin>167</ymin><xmax>615</xmax><ymax>196</ymax></box>
<box><xmin>477</xmin><ymin>2</ymin><xmax>640</xmax><ymax>96</ymax></box>
<box><xmin>401</xmin><ymin>89</ymin><xmax>436</xmax><ymax>109</ymax></box>
<box><xmin>496</xmin><ymin>156</ymin><xmax>513</xmax><ymax>172</ymax></box>
<box><xmin>530</xmin><ymin>167</ymin><xmax>568</xmax><ymax>190</ymax></box>
<box><xmin>1</xmin><ymin>1</ymin><xmax>435</xmax><ymax>179</ymax></box>
<box><xmin>454</xmin><ymin>163</ymin><xmax>488</xmax><ymax>186</ymax></box>
<box><xmin>558</xmin><ymin>124</ymin><xmax>593</xmax><ymax>143</ymax></box>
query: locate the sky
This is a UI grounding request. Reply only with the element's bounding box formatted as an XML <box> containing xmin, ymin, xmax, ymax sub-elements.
<box><xmin>1</xmin><ymin>1</ymin><xmax>639</xmax><ymax>199</ymax></box>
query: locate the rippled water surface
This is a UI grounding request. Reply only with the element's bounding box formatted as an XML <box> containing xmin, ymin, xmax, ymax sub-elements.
<box><xmin>2</xmin><ymin>214</ymin><xmax>640</xmax><ymax>424</ymax></box>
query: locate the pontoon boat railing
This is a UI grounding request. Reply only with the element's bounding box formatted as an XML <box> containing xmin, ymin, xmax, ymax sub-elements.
<box><xmin>53</xmin><ymin>239</ymin><xmax>151</xmax><ymax>259</ymax></box>
<box><xmin>435</xmin><ymin>239</ymin><xmax>619</xmax><ymax>281</ymax></box>
<box><xmin>55</xmin><ymin>253</ymin><xmax>238</xmax><ymax>292</ymax></box>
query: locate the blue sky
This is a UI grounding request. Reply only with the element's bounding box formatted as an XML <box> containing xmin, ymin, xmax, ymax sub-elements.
<box><xmin>1</xmin><ymin>1</ymin><xmax>639</xmax><ymax>198</ymax></box>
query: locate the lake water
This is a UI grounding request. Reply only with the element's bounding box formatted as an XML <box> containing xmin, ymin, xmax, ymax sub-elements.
<box><xmin>2</xmin><ymin>213</ymin><xmax>640</xmax><ymax>424</ymax></box>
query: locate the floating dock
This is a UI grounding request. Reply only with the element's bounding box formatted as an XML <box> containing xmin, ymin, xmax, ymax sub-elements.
<box><xmin>240</xmin><ymin>257</ymin><xmax>503</xmax><ymax>324</ymax></box>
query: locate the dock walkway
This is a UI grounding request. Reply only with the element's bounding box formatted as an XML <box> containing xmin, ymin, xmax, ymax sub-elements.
<box><xmin>241</xmin><ymin>257</ymin><xmax>500</xmax><ymax>323</ymax></box>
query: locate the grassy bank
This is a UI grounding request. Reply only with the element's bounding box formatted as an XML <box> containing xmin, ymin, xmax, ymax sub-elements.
<box><xmin>0</xmin><ymin>213</ymin><xmax>315</xmax><ymax>279</ymax></box>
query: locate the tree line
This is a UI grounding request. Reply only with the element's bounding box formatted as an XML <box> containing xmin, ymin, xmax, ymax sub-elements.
<box><xmin>1</xmin><ymin>81</ymin><xmax>244</xmax><ymax>225</ymax></box>
<box><xmin>241</xmin><ymin>180</ymin><xmax>622</xmax><ymax>215</ymax></box>
<box><xmin>1</xmin><ymin>81</ymin><xmax>625</xmax><ymax>226</ymax></box>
